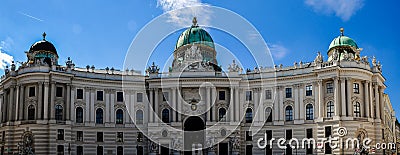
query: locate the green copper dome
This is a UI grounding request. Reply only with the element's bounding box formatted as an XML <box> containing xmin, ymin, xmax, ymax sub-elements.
<box><xmin>328</xmin><ymin>28</ymin><xmax>358</xmax><ymax>50</ymax></box>
<box><xmin>175</xmin><ymin>18</ymin><xmax>214</xmax><ymax>50</ymax></box>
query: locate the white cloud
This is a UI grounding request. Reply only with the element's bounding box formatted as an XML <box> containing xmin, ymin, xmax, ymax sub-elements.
<box><xmin>157</xmin><ymin>0</ymin><xmax>211</xmax><ymax>27</ymax></box>
<box><xmin>268</xmin><ymin>43</ymin><xmax>289</xmax><ymax>60</ymax></box>
<box><xmin>305</xmin><ymin>0</ymin><xmax>364</xmax><ymax>21</ymax></box>
<box><xmin>0</xmin><ymin>37</ymin><xmax>14</xmax><ymax>70</ymax></box>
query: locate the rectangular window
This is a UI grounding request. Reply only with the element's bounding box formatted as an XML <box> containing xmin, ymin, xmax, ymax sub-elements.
<box><xmin>245</xmin><ymin>91</ymin><xmax>252</xmax><ymax>101</ymax></box>
<box><xmin>137</xmin><ymin>146</ymin><xmax>143</xmax><ymax>155</ymax></box>
<box><xmin>57</xmin><ymin>145</ymin><xmax>64</xmax><ymax>155</ymax></box>
<box><xmin>286</xmin><ymin>129</ymin><xmax>292</xmax><ymax>140</ymax></box>
<box><xmin>97</xmin><ymin>91</ymin><xmax>103</xmax><ymax>101</ymax></box>
<box><xmin>97</xmin><ymin>132</ymin><xmax>103</xmax><ymax>142</ymax></box>
<box><xmin>325</xmin><ymin>142</ymin><xmax>332</xmax><ymax>154</ymax></box>
<box><xmin>219</xmin><ymin>91</ymin><xmax>225</xmax><ymax>100</ymax></box>
<box><xmin>325</xmin><ymin>126</ymin><xmax>332</xmax><ymax>138</ymax></box>
<box><xmin>326</xmin><ymin>83</ymin><xmax>334</xmax><ymax>94</ymax></box>
<box><xmin>353</xmin><ymin>83</ymin><xmax>360</xmax><ymax>94</ymax></box>
<box><xmin>57</xmin><ymin>129</ymin><xmax>64</xmax><ymax>140</ymax></box>
<box><xmin>382</xmin><ymin>129</ymin><xmax>385</xmax><ymax>139</ymax></box>
<box><xmin>29</xmin><ymin>86</ymin><xmax>35</xmax><ymax>97</ymax></box>
<box><xmin>117</xmin><ymin>132</ymin><xmax>123</xmax><ymax>142</ymax></box>
<box><xmin>117</xmin><ymin>92</ymin><xmax>124</xmax><ymax>102</ymax></box>
<box><xmin>137</xmin><ymin>132</ymin><xmax>143</xmax><ymax>142</ymax></box>
<box><xmin>306</xmin><ymin>129</ymin><xmax>313</xmax><ymax>138</ymax></box>
<box><xmin>137</xmin><ymin>93</ymin><xmax>143</xmax><ymax>102</ymax></box>
<box><xmin>77</xmin><ymin>89</ymin><xmax>83</xmax><ymax>99</ymax></box>
<box><xmin>163</xmin><ymin>92</ymin><xmax>169</xmax><ymax>101</ymax></box>
<box><xmin>246</xmin><ymin>145</ymin><xmax>253</xmax><ymax>155</ymax></box>
<box><xmin>265</xmin><ymin>90</ymin><xmax>272</xmax><ymax>99</ymax></box>
<box><xmin>97</xmin><ymin>146</ymin><xmax>103</xmax><ymax>155</ymax></box>
<box><xmin>285</xmin><ymin>88</ymin><xmax>292</xmax><ymax>98</ymax></box>
<box><xmin>306</xmin><ymin>85</ymin><xmax>312</xmax><ymax>96</ymax></box>
<box><xmin>77</xmin><ymin>146</ymin><xmax>83</xmax><ymax>155</ymax></box>
<box><xmin>77</xmin><ymin>131</ymin><xmax>83</xmax><ymax>142</ymax></box>
<box><xmin>266</xmin><ymin>130</ymin><xmax>272</xmax><ymax>141</ymax></box>
<box><xmin>306</xmin><ymin>129</ymin><xmax>313</xmax><ymax>154</ymax></box>
<box><xmin>56</xmin><ymin>87</ymin><xmax>63</xmax><ymax>97</ymax></box>
<box><xmin>246</xmin><ymin>131</ymin><xmax>252</xmax><ymax>141</ymax></box>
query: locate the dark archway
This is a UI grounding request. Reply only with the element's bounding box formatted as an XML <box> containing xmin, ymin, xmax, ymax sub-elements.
<box><xmin>184</xmin><ymin>116</ymin><xmax>205</xmax><ymax>155</ymax></box>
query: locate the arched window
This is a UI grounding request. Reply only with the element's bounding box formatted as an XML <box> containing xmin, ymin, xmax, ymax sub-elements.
<box><xmin>96</xmin><ymin>108</ymin><xmax>103</xmax><ymax>124</ymax></box>
<box><xmin>28</xmin><ymin>105</ymin><xmax>35</xmax><ymax>120</ymax></box>
<box><xmin>162</xmin><ymin>109</ymin><xmax>170</xmax><ymax>123</ymax></box>
<box><xmin>265</xmin><ymin>107</ymin><xmax>273</xmax><ymax>122</ymax></box>
<box><xmin>116</xmin><ymin>109</ymin><xmax>124</xmax><ymax>124</ymax></box>
<box><xmin>136</xmin><ymin>110</ymin><xmax>143</xmax><ymax>124</ymax></box>
<box><xmin>76</xmin><ymin>107</ymin><xmax>84</xmax><ymax>123</ymax></box>
<box><xmin>117</xmin><ymin>146</ymin><xmax>123</xmax><ymax>155</ymax></box>
<box><xmin>218</xmin><ymin>108</ymin><xmax>227</xmax><ymax>122</ymax></box>
<box><xmin>245</xmin><ymin>108</ymin><xmax>253</xmax><ymax>123</ymax></box>
<box><xmin>306</xmin><ymin>104</ymin><xmax>314</xmax><ymax>120</ymax></box>
<box><xmin>55</xmin><ymin>105</ymin><xmax>63</xmax><ymax>121</ymax></box>
<box><xmin>354</xmin><ymin>102</ymin><xmax>361</xmax><ymax>117</ymax></box>
<box><xmin>285</xmin><ymin>106</ymin><xmax>293</xmax><ymax>121</ymax></box>
<box><xmin>326</xmin><ymin>101</ymin><xmax>334</xmax><ymax>118</ymax></box>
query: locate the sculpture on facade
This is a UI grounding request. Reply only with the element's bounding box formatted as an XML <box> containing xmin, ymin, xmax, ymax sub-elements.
<box><xmin>314</xmin><ymin>51</ymin><xmax>323</xmax><ymax>64</ymax></box>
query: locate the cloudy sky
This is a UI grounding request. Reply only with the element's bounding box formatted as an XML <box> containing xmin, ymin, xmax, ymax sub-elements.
<box><xmin>1</xmin><ymin>0</ymin><xmax>399</xmax><ymax>118</ymax></box>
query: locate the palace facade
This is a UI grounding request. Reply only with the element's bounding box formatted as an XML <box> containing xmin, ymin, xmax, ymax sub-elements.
<box><xmin>0</xmin><ymin>19</ymin><xmax>397</xmax><ymax>155</ymax></box>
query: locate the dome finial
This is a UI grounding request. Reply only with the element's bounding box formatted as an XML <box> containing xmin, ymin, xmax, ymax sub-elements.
<box><xmin>192</xmin><ymin>17</ymin><xmax>197</xmax><ymax>26</ymax></box>
<box><xmin>340</xmin><ymin>27</ymin><xmax>344</xmax><ymax>36</ymax></box>
<box><xmin>42</xmin><ymin>32</ymin><xmax>47</xmax><ymax>40</ymax></box>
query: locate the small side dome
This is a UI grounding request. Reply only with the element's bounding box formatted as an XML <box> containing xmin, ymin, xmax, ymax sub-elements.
<box><xmin>29</xmin><ymin>32</ymin><xmax>58</xmax><ymax>55</ymax></box>
<box><xmin>328</xmin><ymin>28</ymin><xmax>358</xmax><ymax>51</ymax></box>
<box><xmin>175</xmin><ymin>17</ymin><xmax>215</xmax><ymax>50</ymax></box>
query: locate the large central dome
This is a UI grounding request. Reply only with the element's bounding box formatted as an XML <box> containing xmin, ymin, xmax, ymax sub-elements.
<box><xmin>175</xmin><ymin>17</ymin><xmax>214</xmax><ymax>50</ymax></box>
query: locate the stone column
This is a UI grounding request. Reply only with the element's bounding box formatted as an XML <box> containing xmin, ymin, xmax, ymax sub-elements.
<box><xmin>15</xmin><ymin>85</ymin><xmax>20</xmax><ymax>121</ymax></box>
<box><xmin>313</xmin><ymin>82</ymin><xmax>319</xmax><ymax>118</ymax></box>
<box><xmin>234</xmin><ymin>87</ymin><xmax>240</xmax><ymax>122</ymax></box>
<box><xmin>279</xmin><ymin>86</ymin><xmax>284</xmax><ymax>121</ymax></box>
<box><xmin>211</xmin><ymin>87</ymin><xmax>216</xmax><ymax>122</ymax></box>
<box><xmin>66</xmin><ymin>84</ymin><xmax>71</xmax><ymax>120</ymax></box>
<box><xmin>50</xmin><ymin>82</ymin><xmax>55</xmax><ymax>120</ymax></box>
<box><xmin>172</xmin><ymin>88</ymin><xmax>176</xmax><ymax>122</ymax></box>
<box><xmin>0</xmin><ymin>93</ymin><xmax>3</xmax><ymax>122</ymax></box>
<box><xmin>299</xmin><ymin>84</ymin><xmax>304</xmax><ymax>120</ymax></box>
<box><xmin>318</xmin><ymin>80</ymin><xmax>323</xmax><ymax>118</ymax></box>
<box><xmin>346</xmin><ymin>78</ymin><xmax>353</xmax><ymax>117</ymax></box>
<box><xmin>294</xmin><ymin>85</ymin><xmax>299</xmax><ymax>120</ymax></box>
<box><xmin>9</xmin><ymin>86</ymin><xmax>15</xmax><ymax>121</ymax></box>
<box><xmin>229</xmin><ymin>87</ymin><xmax>234</xmax><ymax>122</ymax></box>
<box><xmin>149</xmin><ymin>89</ymin><xmax>154</xmax><ymax>123</ymax></box>
<box><xmin>154</xmin><ymin>89</ymin><xmax>159</xmax><ymax>123</ymax></box>
<box><xmin>18</xmin><ymin>85</ymin><xmax>25</xmax><ymax>120</ymax></box>
<box><xmin>379</xmin><ymin>87</ymin><xmax>384</xmax><ymax>120</ymax></box>
<box><xmin>39</xmin><ymin>83</ymin><xmax>44</xmax><ymax>120</ymax></box>
<box><xmin>258</xmin><ymin>88</ymin><xmax>264</xmax><ymax>122</ymax></box>
<box><xmin>70</xmin><ymin>86</ymin><xmax>75</xmax><ymax>122</ymax></box>
<box><xmin>374</xmin><ymin>83</ymin><xmax>380</xmax><ymax>119</ymax></box>
<box><xmin>206</xmin><ymin>87</ymin><xmax>211</xmax><ymax>122</ymax></box>
<box><xmin>333</xmin><ymin>77</ymin><xmax>340</xmax><ymax>117</ymax></box>
<box><xmin>273</xmin><ymin>87</ymin><xmax>279</xmax><ymax>121</ymax></box>
<box><xmin>253</xmin><ymin>88</ymin><xmax>259</xmax><ymax>122</ymax></box>
<box><xmin>85</xmin><ymin>88</ymin><xmax>90</xmax><ymax>122</ymax></box>
<box><xmin>369</xmin><ymin>82</ymin><xmax>375</xmax><ymax>118</ymax></box>
<box><xmin>105</xmin><ymin>90</ymin><xmax>110</xmax><ymax>123</ymax></box>
<box><xmin>110</xmin><ymin>90</ymin><xmax>115</xmax><ymax>123</ymax></box>
<box><xmin>177</xmin><ymin>88</ymin><xmax>182</xmax><ymax>122</ymax></box>
<box><xmin>3</xmin><ymin>90</ymin><xmax>7</xmax><ymax>122</ymax></box>
<box><xmin>340</xmin><ymin>78</ymin><xmax>346</xmax><ymax>117</ymax></box>
<box><xmin>363</xmin><ymin>81</ymin><xmax>370</xmax><ymax>118</ymax></box>
<box><xmin>43</xmin><ymin>82</ymin><xmax>49</xmax><ymax>120</ymax></box>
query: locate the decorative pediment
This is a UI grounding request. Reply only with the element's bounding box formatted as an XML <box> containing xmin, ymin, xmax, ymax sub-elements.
<box><xmin>95</xmin><ymin>103</ymin><xmax>106</xmax><ymax>109</ymax></box>
<box><xmin>303</xmin><ymin>98</ymin><xmax>315</xmax><ymax>104</ymax></box>
<box><xmin>135</xmin><ymin>104</ymin><xmax>145</xmax><ymax>110</ymax></box>
<box><xmin>351</xmin><ymin>96</ymin><xmax>360</xmax><ymax>103</ymax></box>
<box><xmin>216</xmin><ymin>101</ymin><xmax>227</xmax><ymax>108</ymax></box>
<box><xmin>114</xmin><ymin>103</ymin><xmax>126</xmax><ymax>110</ymax></box>
<box><xmin>74</xmin><ymin>101</ymin><xmax>86</xmax><ymax>108</ymax></box>
<box><xmin>242</xmin><ymin>102</ymin><xmax>253</xmax><ymax>108</ymax></box>
<box><xmin>159</xmin><ymin>103</ymin><xmax>170</xmax><ymax>109</ymax></box>
<box><xmin>25</xmin><ymin>98</ymin><xmax>37</xmax><ymax>103</ymax></box>
<box><xmin>283</xmin><ymin>100</ymin><xmax>294</xmax><ymax>106</ymax></box>
<box><xmin>263</xmin><ymin>102</ymin><xmax>273</xmax><ymax>107</ymax></box>
<box><xmin>325</xmin><ymin>96</ymin><xmax>334</xmax><ymax>101</ymax></box>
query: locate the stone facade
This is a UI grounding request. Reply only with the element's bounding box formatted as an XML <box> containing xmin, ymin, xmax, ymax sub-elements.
<box><xmin>0</xmin><ymin>25</ymin><xmax>397</xmax><ymax>155</ymax></box>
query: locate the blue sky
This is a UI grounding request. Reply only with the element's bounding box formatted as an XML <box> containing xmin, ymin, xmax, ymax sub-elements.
<box><xmin>0</xmin><ymin>0</ymin><xmax>399</xmax><ymax>118</ymax></box>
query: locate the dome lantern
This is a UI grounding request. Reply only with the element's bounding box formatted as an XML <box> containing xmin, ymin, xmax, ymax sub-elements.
<box><xmin>26</xmin><ymin>32</ymin><xmax>59</xmax><ymax>66</ymax></box>
<box><xmin>327</xmin><ymin>28</ymin><xmax>361</xmax><ymax>62</ymax></box>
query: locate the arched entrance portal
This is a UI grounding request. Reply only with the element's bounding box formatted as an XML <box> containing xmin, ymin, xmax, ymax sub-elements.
<box><xmin>184</xmin><ymin>116</ymin><xmax>205</xmax><ymax>155</ymax></box>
